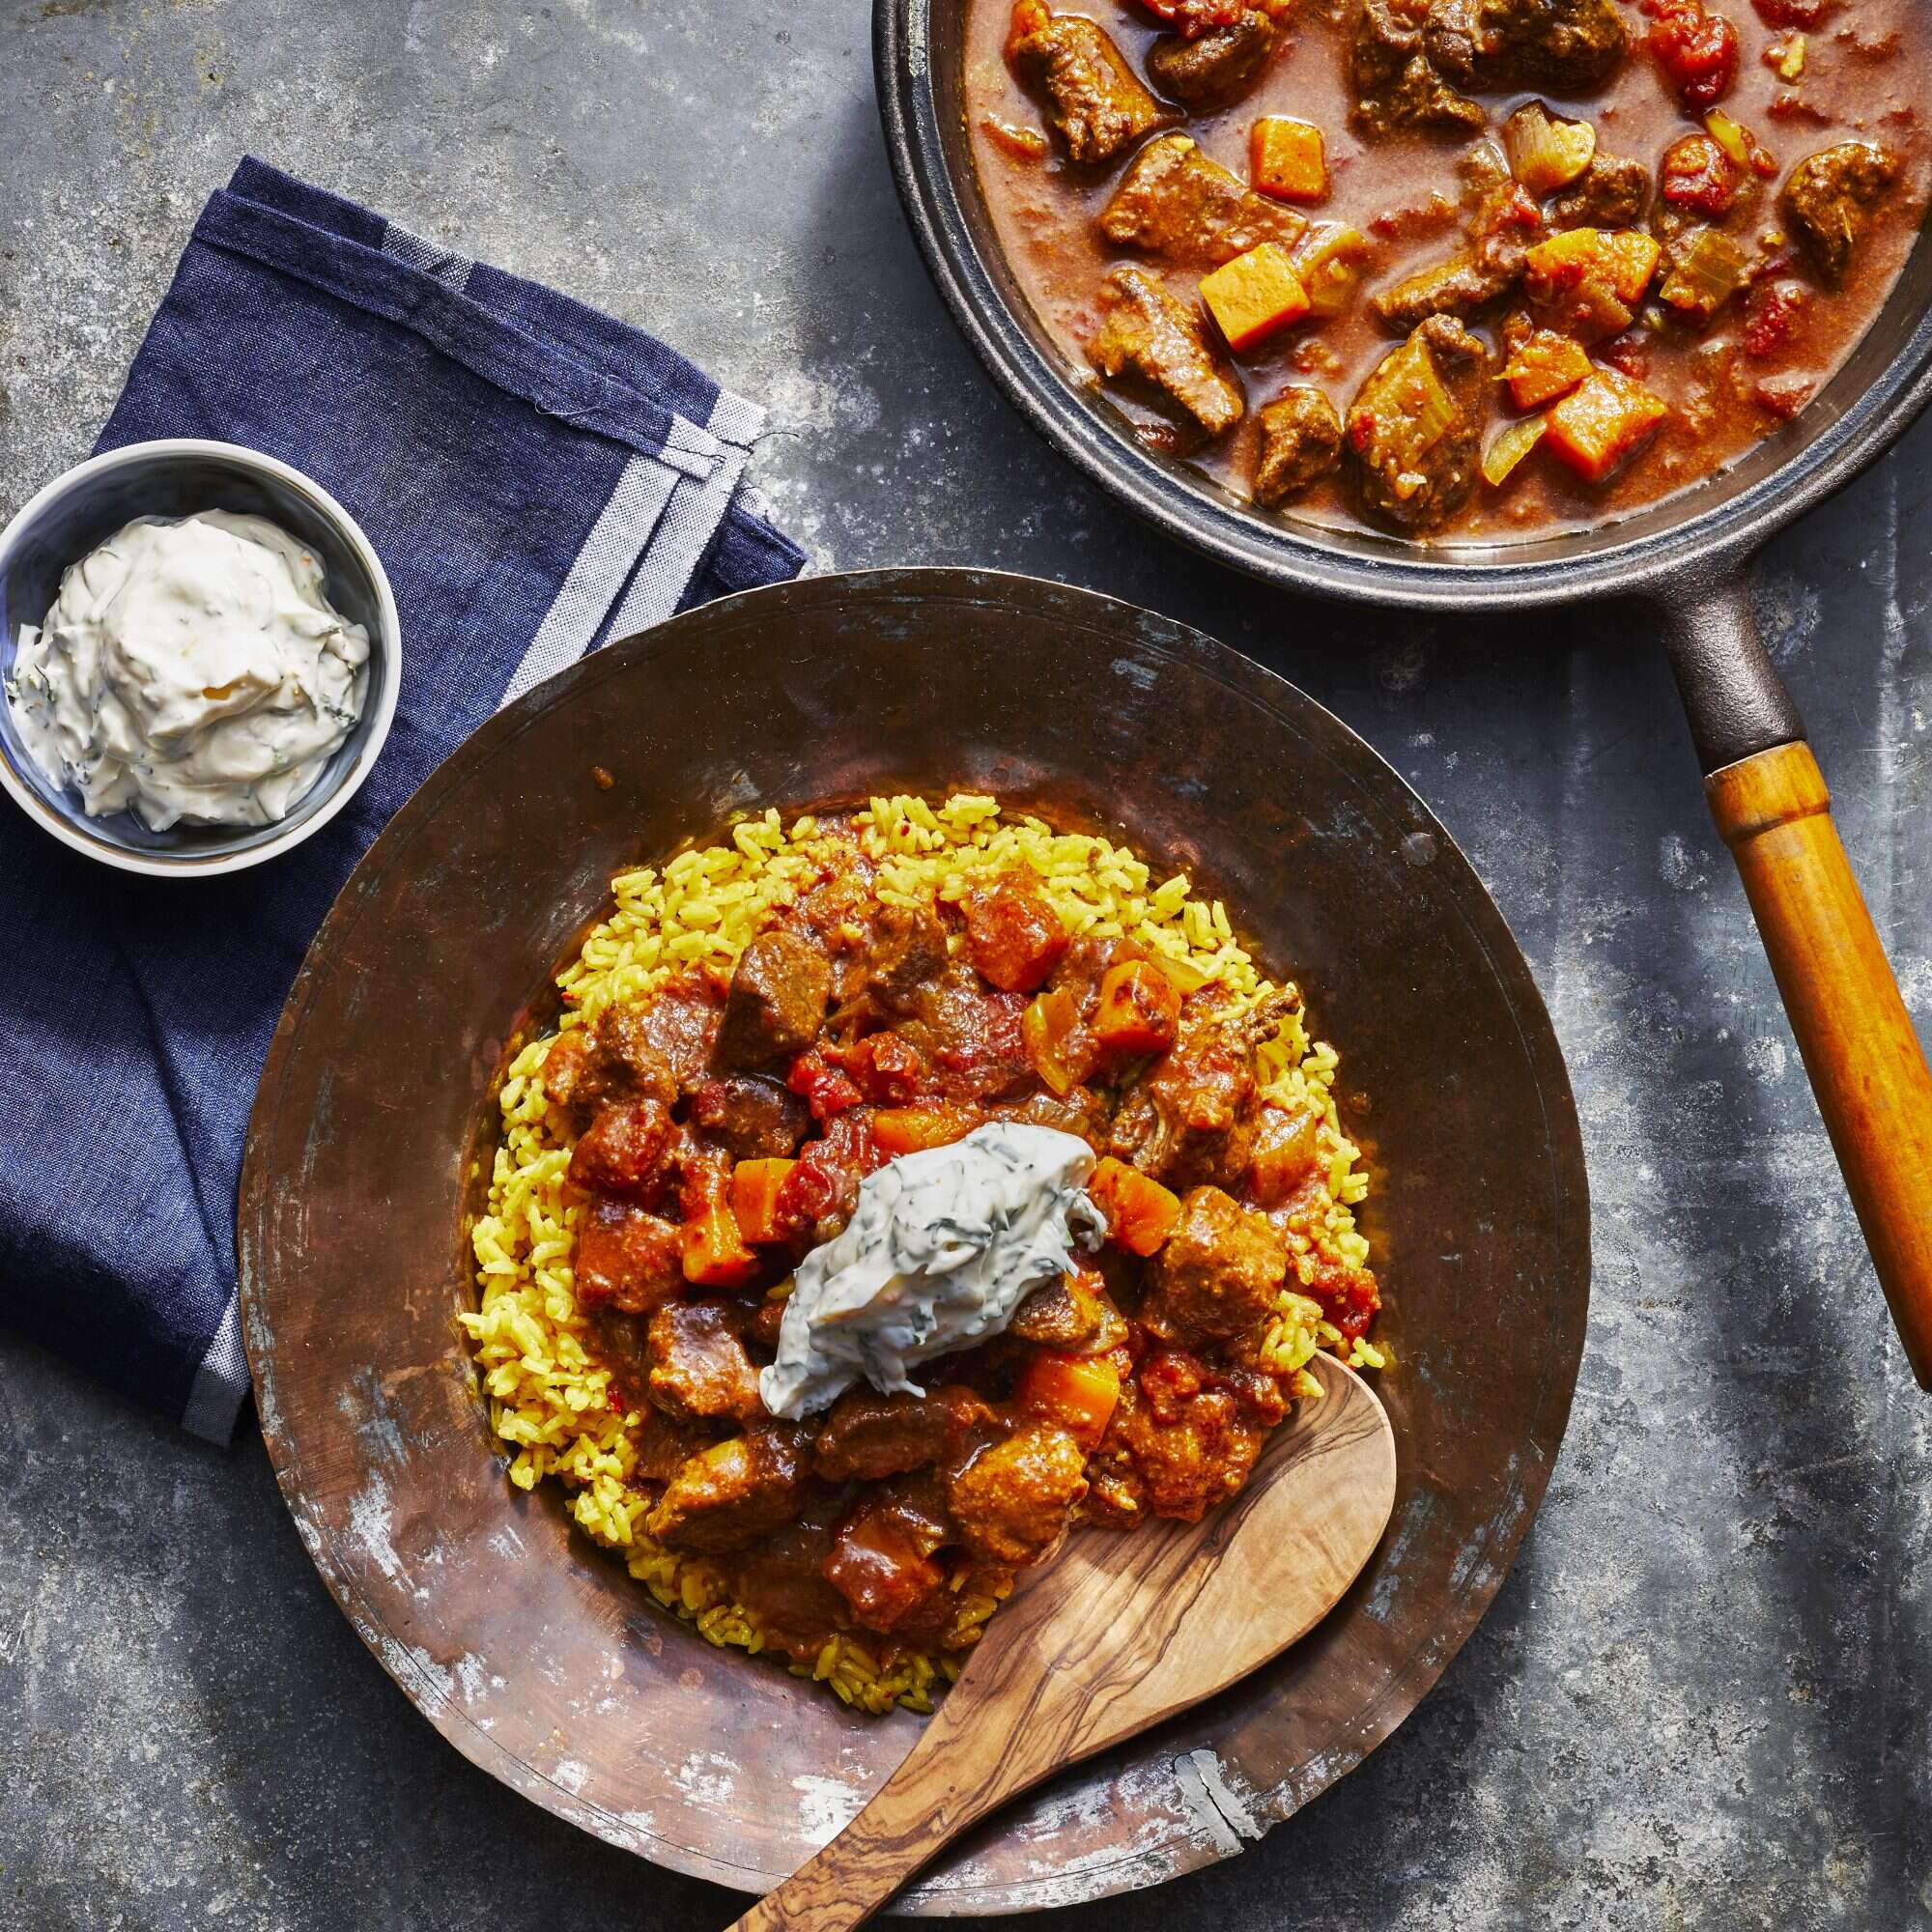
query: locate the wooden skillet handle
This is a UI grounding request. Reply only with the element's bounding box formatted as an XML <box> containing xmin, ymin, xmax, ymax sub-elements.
<box><xmin>1705</xmin><ymin>740</ymin><xmax>1932</xmax><ymax>1386</ymax></box>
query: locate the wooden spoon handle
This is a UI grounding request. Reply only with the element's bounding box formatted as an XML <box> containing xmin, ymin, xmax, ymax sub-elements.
<box><xmin>1706</xmin><ymin>741</ymin><xmax>1932</xmax><ymax>1386</ymax></box>
<box><xmin>722</xmin><ymin>1711</ymin><xmax>1002</xmax><ymax>1932</ymax></box>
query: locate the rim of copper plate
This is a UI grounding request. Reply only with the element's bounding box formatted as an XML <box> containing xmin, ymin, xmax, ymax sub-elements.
<box><xmin>239</xmin><ymin>569</ymin><xmax>1590</xmax><ymax>1913</ymax></box>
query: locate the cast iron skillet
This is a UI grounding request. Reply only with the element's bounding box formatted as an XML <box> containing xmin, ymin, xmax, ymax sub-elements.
<box><xmin>877</xmin><ymin>0</ymin><xmax>1932</xmax><ymax>1385</ymax></box>
<box><xmin>238</xmin><ymin>570</ymin><xmax>1588</xmax><ymax>1912</ymax></box>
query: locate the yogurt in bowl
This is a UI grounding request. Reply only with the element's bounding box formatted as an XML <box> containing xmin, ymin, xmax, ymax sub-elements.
<box><xmin>0</xmin><ymin>440</ymin><xmax>400</xmax><ymax>875</ymax></box>
<box><xmin>9</xmin><ymin>511</ymin><xmax>372</xmax><ymax>832</ymax></box>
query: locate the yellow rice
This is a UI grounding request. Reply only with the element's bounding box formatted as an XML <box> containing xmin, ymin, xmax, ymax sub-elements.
<box><xmin>460</xmin><ymin>794</ymin><xmax>1382</xmax><ymax>1714</ymax></box>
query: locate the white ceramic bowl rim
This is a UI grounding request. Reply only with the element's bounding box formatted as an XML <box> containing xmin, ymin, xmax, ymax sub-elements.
<box><xmin>0</xmin><ymin>438</ymin><xmax>403</xmax><ymax>879</ymax></box>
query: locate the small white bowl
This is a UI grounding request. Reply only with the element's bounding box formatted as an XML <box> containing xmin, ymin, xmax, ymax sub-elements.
<box><xmin>0</xmin><ymin>439</ymin><xmax>401</xmax><ymax>877</ymax></box>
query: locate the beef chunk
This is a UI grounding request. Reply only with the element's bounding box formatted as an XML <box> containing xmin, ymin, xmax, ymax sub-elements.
<box><xmin>1345</xmin><ymin>314</ymin><xmax>1486</xmax><ymax>531</ymax></box>
<box><xmin>1253</xmin><ymin>386</ymin><xmax>1346</xmax><ymax>504</ymax></box>
<box><xmin>1107</xmin><ymin>1355</ymin><xmax>1269</xmax><ymax>1520</ymax></box>
<box><xmin>646</xmin><ymin>1298</ymin><xmax>763</xmax><ymax>1426</ymax></box>
<box><xmin>1354</xmin><ymin>0</ymin><xmax>1622</xmax><ymax>136</ymax></box>
<box><xmin>1781</xmin><ymin>142</ymin><xmax>1899</xmax><ymax>284</ymax></box>
<box><xmin>1098</xmin><ymin>134</ymin><xmax>1306</xmax><ymax>270</ymax></box>
<box><xmin>1351</xmin><ymin>0</ymin><xmax>1486</xmax><ymax>136</ymax></box>
<box><xmin>689</xmin><ymin>1073</ymin><xmax>810</xmax><ymax>1160</ymax></box>
<box><xmin>891</xmin><ymin>962</ymin><xmax>1036</xmax><ymax>1102</ymax></box>
<box><xmin>719</xmin><ymin>931</ymin><xmax>831</xmax><ymax>1068</ymax></box>
<box><xmin>947</xmin><ymin>1423</ymin><xmax>1090</xmax><ymax>1566</ymax></box>
<box><xmin>568</xmin><ymin>1096</ymin><xmax>674</xmax><ymax>1199</ymax></box>
<box><xmin>1093</xmin><ymin>266</ymin><xmax>1247</xmax><ymax>439</ymax></box>
<box><xmin>823</xmin><ymin>1481</ymin><xmax>954</xmax><ymax>1635</ymax></box>
<box><xmin>645</xmin><ymin>1424</ymin><xmax>814</xmax><ymax>1552</ymax></box>
<box><xmin>630</xmin><ymin>1402</ymin><xmax>716</xmax><ymax>1482</ymax></box>
<box><xmin>1009</xmin><ymin>1268</ymin><xmax>1123</xmax><ymax>1350</ymax></box>
<box><xmin>545</xmin><ymin>1000</ymin><xmax>681</xmax><ymax>1122</ymax></box>
<box><xmin>1108</xmin><ymin>986</ymin><xmax>1292</xmax><ymax>1189</ymax></box>
<box><xmin>1143</xmin><ymin>1185</ymin><xmax>1287</xmax><ymax>1345</ymax></box>
<box><xmin>1010</xmin><ymin>4</ymin><xmax>1169</xmax><ymax>163</ymax></box>
<box><xmin>858</xmin><ymin>900</ymin><xmax>952</xmax><ymax>1016</ymax></box>
<box><xmin>574</xmin><ymin>1201</ymin><xmax>686</xmax><ymax>1315</ymax></box>
<box><xmin>722</xmin><ymin>1501</ymin><xmax>849</xmax><ymax>1659</ymax></box>
<box><xmin>621</xmin><ymin>975</ymin><xmax>724</xmax><ymax>1091</ymax></box>
<box><xmin>813</xmin><ymin>1384</ymin><xmax>995</xmax><ymax>1482</ymax></box>
<box><xmin>1147</xmin><ymin>10</ymin><xmax>1277</xmax><ymax>107</ymax></box>
<box><xmin>1375</xmin><ymin>174</ymin><xmax>1543</xmax><ymax>329</ymax></box>
<box><xmin>1549</xmin><ymin>153</ymin><xmax>1652</xmax><ymax>228</ymax></box>
<box><xmin>1464</xmin><ymin>0</ymin><xmax>1627</xmax><ymax>93</ymax></box>
<box><xmin>1373</xmin><ymin>248</ymin><xmax>1515</xmax><ymax>329</ymax></box>
<box><xmin>960</xmin><ymin>870</ymin><xmax>1067</xmax><ymax>993</ymax></box>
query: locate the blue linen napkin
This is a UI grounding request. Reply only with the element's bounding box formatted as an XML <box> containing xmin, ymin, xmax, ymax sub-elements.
<box><xmin>0</xmin><ymin>157</ymin><xmax>805</xmax><ymax>1443</ymax></box>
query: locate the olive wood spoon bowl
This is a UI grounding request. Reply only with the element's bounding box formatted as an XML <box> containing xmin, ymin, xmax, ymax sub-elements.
<box><xmin>724</xmin><ymin>1349</ymin><xmax>1398</xmax><ymax>1930</ymax></box>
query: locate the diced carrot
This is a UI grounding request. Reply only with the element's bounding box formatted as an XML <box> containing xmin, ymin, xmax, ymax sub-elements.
<box><xmin>681</xmin><ymin>1208</ymin><xmax>760</xmax><ymax>1288</ymax></box>
<box><xmin>1005</xmin><ymin>0</ymin><xmax>1050</xmax><ymax>57</ymax></box>
<box><xmin>1088</xmin><ymin>1155</ymin><xmax>1182</xmax><ymax>1257</ymax></box>
<box><xmin>1250</xmin><ymin>118</ymin><xmax>1327</xmax><ymax>204</ymax></box>
<box><xmin>1014</xmin><ymin>1350</ymin><xmax>1121</xmax><ymax>1449</ymax></box>
<box><xmin>961</xmin><ymin>870</ymin><xmax>1067</xmax><ymax>993</ymax></box>
<box><xmin>1500</xmin><ymin>329</ymin><xmax>1593</xmax><ymax>410</ymax></box>
<box><xmin>1199</xmin><ymin>243</ymin><xmax>1312</xmax><ymax>353</ymax></box>
<box><xmin>1545</xmin><ymin>369</ymin><xmax>1670</xmax><ymax>483</ymax></box>
<box><xmin>1092</xmin><ymin>959</ymin><xmax>1181</xmax><ymax>1059</ymax></box>
<box><xmin>872</xmin><ymin>1105</ymin><xmax>978</xmax><ymax>1157</ymax></box>
<box><xmin>1022</xmin><ymin>984</ymin><xmax>1085</xmax><ymax>1095</ymax></box>
<box><xmin>729</xmin><ymin>1158</ymin><xmax>797</xmax><ymax>1245</ymax></box>
<box><xmin>1524</xmin><ymin>227</ymin><xmax>1662</xmax><ymax>304</ymax></box>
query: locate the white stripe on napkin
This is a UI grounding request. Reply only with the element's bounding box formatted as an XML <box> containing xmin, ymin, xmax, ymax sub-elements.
<box><xmin>381</xmin><ymin>220</ymin><xmax>475</xmax><ymax>294</ymax></box>
<box><xmin>182</xmin><ymin>1293</ymin><xmax>250</xmax><ymax>1445</ymax></box>
<box><xmin>600</xmin><ymin>389</ymin><xmax>764</xmax><ymax>642</ymax></box>
<box><xmin>497</xmin><ymin>454</ymin><xmax>683</xmax><ymax>707</ymax></box>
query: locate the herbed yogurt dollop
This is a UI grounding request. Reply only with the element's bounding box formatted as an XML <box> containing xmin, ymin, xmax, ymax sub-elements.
<box><xmin>758</xmin><ymin>1122</ymin><xmax>1106</xmax><ymax>1420</ymax></box>
<box><xmin>5</xmin><ymin>511</ymin><xmax>371</xmax><ymax>831</ymax></box>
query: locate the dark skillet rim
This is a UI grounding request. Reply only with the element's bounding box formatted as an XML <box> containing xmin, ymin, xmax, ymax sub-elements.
<box><xmin>875</xmin><ymin>0</ymin><xmax>1932</xmax><ymax>610</ymax></box>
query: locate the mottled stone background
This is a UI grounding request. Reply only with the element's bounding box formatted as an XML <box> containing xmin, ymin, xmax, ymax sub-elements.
<box><xmin>2</xmin><ymin>2</ymin><xmax>1929</xmax><ymax>1928</ymax></box>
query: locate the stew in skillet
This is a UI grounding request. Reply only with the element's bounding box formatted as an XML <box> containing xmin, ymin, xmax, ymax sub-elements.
<box><xmin>965</xmin><ymin>0</ymin><xmax>1928</xmax><ymax>541</ymax></box>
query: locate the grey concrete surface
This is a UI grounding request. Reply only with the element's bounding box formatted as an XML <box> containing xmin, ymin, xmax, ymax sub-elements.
<box><xmin>2</xmin><ymin>2</ymin><xmax>1930</xmax><ymax>1928</ymax></box>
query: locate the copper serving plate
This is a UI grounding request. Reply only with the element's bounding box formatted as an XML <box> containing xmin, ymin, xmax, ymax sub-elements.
<box><xmin>237</xmin><ymin>568</ymin><xmax>1589</xmax><ymax>1913</ymax></box>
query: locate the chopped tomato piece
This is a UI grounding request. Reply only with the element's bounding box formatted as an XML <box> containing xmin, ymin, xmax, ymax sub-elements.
<box><xmin>1132</xmin><ymin>0</ymin><xmax>1250</xmax><ymax>36</ymax></box>
<box><xmin>830</xmin><ymin>1031</ymin><xmax>925</xmax><ymax>1104</ymax></box>
<box><xmin>871</xmin><ymin>1105</ymin><xmax>979</xmax><ymax>1157</ymax></box>
<box><xmin>1199</xmin><ymin>242</ymin><xmax>1311</xmax><ymax>353</ymax></box>
<box><xmin>729</xmin><ymin>1158</ymin><xmax>798</xmax><ymax>1245</ymax></box>
<box><xmin>786</xmin><ymin>1047</ymin><xmax>862</xmax><ymax>1122</ymax></box>
<box><xmin>1088</xmin><ymin>1155</ymin><xmax>1182</xmax><ymax>1256</ymax></box>
<box><xmin>961</xmin><ymin>871</ymin><xmax>1067</xmax><ymax>993</ymax></box>
<box><xmin>1310</xmin><ymin>1257</ymin><xmax>1380</xmax><ymax>1342</ymax></box>
<box><xmin>1092</xmin><ymin>959</ymin><xmax>1182</xmax><ymax>1060</ymax></box>
<box><xmin>681</xmin><ymin>1208</ymin><xmax>760</xmax><ymax>1288</ymax></box>
<box><xmin>1660</xmin><ymin>132</ymin><xmax>1742</xmax><ymax>214</ymax></box>
<box><xmin>1641</xmin><ymin>0</ymin><xmax>1740</xmax><ymax>109</ymax></box>
<box><xmin>1743</xmin><ymin>276</ymin><xmax>1806</xmax><ymax>358</ymax></box>
<box><xmin>1500</xmin><ymin>330</ymin><xmax>1593</xmax><ymax>411</ymax></box>
<box><xmin>1014</xmin><ymin>1350</ymin><xmax>1122</xmax><ymax>1450</ymax></box>
<box><xmin>1546</xmin><ymin>370</ymin><xmax>1670</xmax><ymax>483</ymax></box>
<box><xmin>1249</xmin><ymin>118</ymin><xmax>1327</xmax><ymax>205</ymax></box>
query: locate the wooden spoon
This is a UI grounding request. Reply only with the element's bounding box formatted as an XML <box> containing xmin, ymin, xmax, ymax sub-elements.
<box><xmin>724</xmin><ymin>1350</ymin><xmax>1397</xmax><ymax>1931</ymax></box>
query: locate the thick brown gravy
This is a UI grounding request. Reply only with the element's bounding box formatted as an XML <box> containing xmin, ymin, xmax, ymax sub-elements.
<box><xmin>964</xmin><ymin>0</ymin><xmax>1928</xmax><ymax>545</ymax></box>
